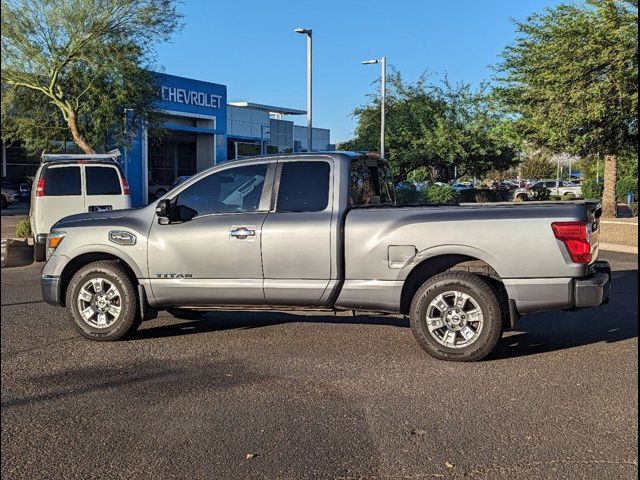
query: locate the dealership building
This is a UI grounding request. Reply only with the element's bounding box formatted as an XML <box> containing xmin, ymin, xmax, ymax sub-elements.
<box><xmin>1</xmin><ymin>72</ymin><xmax>333</xmax><ymax>206</ymax></box>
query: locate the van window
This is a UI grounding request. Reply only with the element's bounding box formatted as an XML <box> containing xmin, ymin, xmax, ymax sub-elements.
<box><xmin>174</xmin><ymin>164</ymin><xmax>268</xmax><ymax>221</ymax></box>
<box><xmin>86</xmin><ymin>166</ymin><xmax>122</xmax><ymax>195</ymax></box>
<box><xmin>43</xmin><ymin>166</ymin><xmax>81</xmax><ymax>196</ymax></box>
<box><xmin>276</xmin><ymin>162</ymin><xmax>330</xmax><ymax>213</ymax></box>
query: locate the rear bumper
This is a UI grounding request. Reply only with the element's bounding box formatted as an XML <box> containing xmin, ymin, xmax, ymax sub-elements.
<box><xmin>41</xmin><ymin>275</ymin><xmax>62</xmax><ymax>306</ymax></box>
<box><xmin>573</xmin><ymin>261</ymin><xmax>611</xmax><ymax>308</ymax></box>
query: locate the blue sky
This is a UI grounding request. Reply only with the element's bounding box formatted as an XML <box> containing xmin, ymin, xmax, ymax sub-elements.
<box><xmin>156</xmin><ymin>0</ymin><xmax>560</xmax><ymax>143</ymax></box>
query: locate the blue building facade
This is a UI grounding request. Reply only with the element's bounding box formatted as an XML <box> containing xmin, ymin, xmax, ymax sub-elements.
<box><xmin>125</xmin><ymin>72</ymin><xmax>227</xmax><ymax>205</ymax></box>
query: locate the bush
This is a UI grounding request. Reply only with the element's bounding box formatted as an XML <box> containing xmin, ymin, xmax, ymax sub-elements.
<box><xmin>395</xmin><ymin>186</ymin><xmax>424</xmax><ymax>205</ymax></box>
<box><xmin>616</xmin><ymin>176</ymin><xmax>638</xmax><ymax>203</ymax></box>
<box><xmin>423</xmin><ymin>185</ymin><xmax>457</xmax><ymax>204</ymax></box>
<box><xmin>15</xmin><ymin>219</ymin><xmax>32</xmax><ymax>239</ymax></box>
<box><xmin>581</xmin><ymin>180</ymin><xmax>603</xmax><ymax>200</ymax></box>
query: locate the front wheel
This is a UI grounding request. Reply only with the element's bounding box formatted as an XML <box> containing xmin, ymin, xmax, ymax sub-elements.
<box><xmin>409</xmin><ymin>271</ymin><xmax>504</xmax><ymax>362</ymax></box>
<box><xmin>66</xmin><ymin>261</ymin><xmax>141</xmax><ymax>341</ymax></box>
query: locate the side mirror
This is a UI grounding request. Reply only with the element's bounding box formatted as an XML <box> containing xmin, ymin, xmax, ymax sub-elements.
<box><xmin>155</xmin><ymin>199</ymin><xmax>171</xmax><ymax>218</ymax></box>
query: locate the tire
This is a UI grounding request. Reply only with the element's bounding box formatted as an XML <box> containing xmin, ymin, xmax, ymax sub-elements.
<box><xmin>409</xmin><ymin>271</ymin><xmax>504</xmax><ymax>362</ymax></box>
<box><xmin>166</xmin><ymin>308</ymin><xmax>205</xmax><ymax>320</ymax></box>
<box><xmin>66</xmin><ymin>260</ymin><xmax>141</xmax><ymax>341</ymax></box>
<box><xmin>33</xmin><ymin>240</ymin><xmax>46</xmax><ymax>262</ymax></box>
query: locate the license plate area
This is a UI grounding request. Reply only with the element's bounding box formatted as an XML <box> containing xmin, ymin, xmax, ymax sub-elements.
<box><xmin>89</xmin><ymin>205</ymin><xmax>113</xmax><ymax>212</ymax></box>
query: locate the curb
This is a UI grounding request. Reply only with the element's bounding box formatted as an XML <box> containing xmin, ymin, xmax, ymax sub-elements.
<box><xmin>0</xmin><ymin>238</ymin><xmax>7</xmax><ymax>268</ymax></box>
<box><xmin>0</xmin><ymin>237</ymin><xmax>33</xmax><ymax>268</ymax></box>
<box><xmin>600</xmin><ymin>243</ymin><xmax>638</xmax><ymax>255</ymax></box>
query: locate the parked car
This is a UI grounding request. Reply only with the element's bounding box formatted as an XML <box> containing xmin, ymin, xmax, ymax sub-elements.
<box><xmin>1</xmin><ymin>177</ymin><xmax>32</xmax><ymax>202</ymax></box>
<box><xmin>513</xmin><ymin>180</ymin><xmax>583</xmax><ymax>201</ymax></box>
<box><xmin>1</xmin><ymin>185</ymin><xmax>20</xmax><ymax>209</ymax></box>
<box><xmin>451</xmin><ymin>182</ymin><xmax>473</xmax><ymax>193</ymax></box>
<box><xmin>40</xmin><ymin>152</ymin><xmax>610</xmax><ymax>362</ymax></box>
<box><xmin>30</xmin><ymin>153</ymin><xmax>131</xmax><ymax>262</ymax></box>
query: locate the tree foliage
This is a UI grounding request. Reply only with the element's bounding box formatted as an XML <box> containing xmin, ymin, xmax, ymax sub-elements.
<box><xmin>343</xmin><ymin>72</ymin><xmax>517</xmax><ymax>184</ymax></box>
<box><xmin>495</xmin><ymin>0</ymin><xmax>638</xmax><ymax>216</ymax></box>
<box><xmin>1</xmin><ymin>0</ymin><xmax>182</xmax><ymax>154</ymax></box>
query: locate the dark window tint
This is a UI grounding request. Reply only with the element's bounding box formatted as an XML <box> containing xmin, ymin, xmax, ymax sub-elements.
<box><xmin>175</xmin><ymin>164</ymin><xmax>268</xmax><ymax>221</ymax></box>
<box><xmin>277</xmin><ymin>162</ymin><xmax>330</xmax><ymax>213</ymax></box>
<box><xmin>43</xmin><ymin>167</ymin><xmax>81</xmax><ymax>196</ymax></box>
<box><xmin>350</xmin><ymin>157</ymin><xmax>395</xmax><ymax>206</ymax></box>
<box><xmin>86</xmin><ymin>167</ymin><xmax>122</xmax><ymax>195</ymax></box>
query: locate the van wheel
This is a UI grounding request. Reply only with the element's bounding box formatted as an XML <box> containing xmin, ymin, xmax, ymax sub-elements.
<box><xmin>66</xmin><ymin>261</ymin><xmax>141</xmax><ymax>341</ymax></box>
<box><xmin>167</xmin><ymin>308</ymin><xmax>205</xmax><ymax>320</ymax></box>
<box><xmin>33</xmin><ymin>240</ymin><xmax>46</xmax><ymax>262</ymax></box>
<box><xmin>409</xmin><ymin>271</ymin><xmax>504</xmax><ymax>362</ymax></box>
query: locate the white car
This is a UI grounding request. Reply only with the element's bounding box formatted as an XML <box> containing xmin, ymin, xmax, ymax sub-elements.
<box><xmin>30</xmin><ymin>153</ymin><xmax>131</xmax><ymax>261</ymax></box>
<box><xmin>513</xmin><ymin>180</ymin><xmax>583</xmax><ymax>201</ymax></box>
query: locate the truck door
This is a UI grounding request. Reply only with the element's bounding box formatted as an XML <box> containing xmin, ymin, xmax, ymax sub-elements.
<box><xmin>147</xmin><ymin>162</ymin><xmax>273</xmax><ymax>306</ymax></box>
<box><xmin>261</xmin><ymin>159</ymin><xmax>335</xmax><ymax>306</ymax></box>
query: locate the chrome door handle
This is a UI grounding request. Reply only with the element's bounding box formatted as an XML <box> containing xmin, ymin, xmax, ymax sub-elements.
<box><xmin>229</xmin><ymin>227</ymin><xmax>256</xmax><ymax>240</ymax></box>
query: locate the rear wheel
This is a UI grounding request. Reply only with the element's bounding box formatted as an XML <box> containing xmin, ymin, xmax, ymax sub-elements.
<box><xmin>66</xmin><ymin>261</ymin><xmax>141</xmax><ymax>341</ymax></box>
<box><xmin>409</xmin><ymin>271</ymin><xmax>504</xmax><ymax>362</ymax></box>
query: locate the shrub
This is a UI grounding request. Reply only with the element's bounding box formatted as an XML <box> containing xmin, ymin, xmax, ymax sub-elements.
<box><xmin>395</xmin><ymin>186</ymin><xmax>424</xmax><ymax>205</ymax></box>
<box><xmin>423</xmin><ymin>185</ymin><xmax>457</xmax><ymax>204</ymax></box>
<box><xmin>616</xmin><ymin>176</ymin><xmax>638</xmax><ymax>203</ymax></box>
<box><xmin>581</xmin><ymin>180</ymin><xmax>603</xmax><ymax>200</ymax></box>
<box><xmin>15</xmin><ymin>219</ymin><xmax>32</xmax><ymax>239</ymax></box>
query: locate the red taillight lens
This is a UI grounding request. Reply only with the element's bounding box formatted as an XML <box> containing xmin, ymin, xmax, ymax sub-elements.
<box><xmin>552</xmin><ymin>221</ymin><xmax>591</xmax><ymax>264</ymax></box>
<box><xmin>121</xmin><ymin>176</ymin><xmax>130</xmax><ymax>195</ymax></box>
<box><xmin>36</xmin><ymin>177</ymin><xmax>46</xmax><ymax>196</ymax></box>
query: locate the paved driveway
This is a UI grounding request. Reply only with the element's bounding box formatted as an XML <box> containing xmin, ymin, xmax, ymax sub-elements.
<box><xmin>1</xmin><ymin>252</ymin><xmax>637</xmax><ymax>479</ymax></box>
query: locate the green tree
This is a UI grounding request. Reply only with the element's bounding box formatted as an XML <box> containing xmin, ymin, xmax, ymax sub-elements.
<box><xmin>496</xmin><ymin>0</ymin><xmax>638</xmax><ymax>217</ymax></box>
<box><xmin>518</xmin><ymin>146</ymin><xmax>558</xmax><ymax>179</ymax></box>
<box><xmin>1</xmin><ymin>0</ymin><xmax>182</xmax><ymax>154</ymax></box>
<box><xmin>344</xmin><ymin>72</ymin><xmax>517</xmax><ymax>185</ymax></box>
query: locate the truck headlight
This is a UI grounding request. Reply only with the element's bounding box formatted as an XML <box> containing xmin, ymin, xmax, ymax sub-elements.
<box><xmin>46</xmin><ymin>232</ymin><xmax>66</xmax><ymax>259</ymax></box>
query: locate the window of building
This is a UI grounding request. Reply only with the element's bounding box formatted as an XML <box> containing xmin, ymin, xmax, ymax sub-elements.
<box><xmin>43</xmin><ymin>166</ymin><xmax>82</xmax><ymax>196</ymax></box>
<box><xmin>276</xmin><ymin>161</ymin><xmax>330</xmax><ymax>213</ymax></box>
<box><xmin>86</xmin><ymin>167</ymin><xmax>122</xmax><ymax>195</ymax></box>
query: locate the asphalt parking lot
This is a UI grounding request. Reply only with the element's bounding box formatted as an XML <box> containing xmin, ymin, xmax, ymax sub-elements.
<box><xmin>1</xmin><ymin>252</ymin><xmax>637</xmax><ymax>479</ymax></box>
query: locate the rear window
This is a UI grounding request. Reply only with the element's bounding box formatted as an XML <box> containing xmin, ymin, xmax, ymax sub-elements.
<box><xmin>276</xmin><ymin>161</ymin><xmax>330</xmax><ymax>213</ymax></box>
<box><xmin>43</xmin><ymin>167</ymin><xmax>81</xmax><ymax>196</ymax></box>
<box><xmin>350</xmin><ymin>157</ymin><xmax>395</xmax><ymax>206</ymax></box>
<box><xmin>86</xmin><ymin>167</ymin><xmax>122</xmax><ymax>195</ymax></box>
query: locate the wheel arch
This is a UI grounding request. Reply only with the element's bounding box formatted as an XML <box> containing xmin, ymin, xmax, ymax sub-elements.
<box><xmin>399</xmin><ymin>253</ymin><xmax>504</xmax><ymax>316</ymax></box>
<box><xmin>59</xmin><ymin>252</ymin><xmax>140</xmax><ymax>307</ymax></box>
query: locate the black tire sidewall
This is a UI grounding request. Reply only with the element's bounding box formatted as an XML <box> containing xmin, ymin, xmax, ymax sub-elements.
<box><xmin>33</xmin><ymin>241</ymin><xmax>46</xmax><ymax>262</ymax></box>
<box><xmin>410</xmin><ymin>273</ymin><xmax>503</xmax><ymax>362</ymax></box>
<box><xmin>66</xmin><ymin>262</ymin><xmax>139</xmax><ymax>341</ymax></box>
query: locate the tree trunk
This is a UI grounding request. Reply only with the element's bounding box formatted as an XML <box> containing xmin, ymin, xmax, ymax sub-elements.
<box><xmin>67</xmin><ymin>111</ymin><xmax>96</xmax><ymax>154</ymax></box>
<box><xmin>602</xmin><ymin>154</ymin><xmax>617</xmax><ymax>218</ymax></box>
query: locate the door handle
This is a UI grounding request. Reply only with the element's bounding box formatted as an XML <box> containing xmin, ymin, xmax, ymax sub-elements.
<box><xmin>229</xmin><ymin>226</ymin><xmax>256</xmax><ymax>240</ymax></box>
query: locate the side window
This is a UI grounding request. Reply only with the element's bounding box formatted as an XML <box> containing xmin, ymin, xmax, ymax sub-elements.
<box><xmin>43</xmin><ymin>166</ymin><xmax>81</xmax><ymax>196</ymax></box>
<box><xmin>174</xmin><ymin>163</ymin><xmax>268</xmax><ymax>221</ymax></box>
<box><xmin>86</xmin><ymin>167</ymin><xmax>122</xmax><ymax>195</ymax></box>
<box><xmin>276</xmin><ymin>161</ymin><xmax>330</xmax><ymax>213</ymax></box>
<box><xmin>350</xmin><ymin>157</ymin><xmax>395</xmax><ymax>206</ymax></box>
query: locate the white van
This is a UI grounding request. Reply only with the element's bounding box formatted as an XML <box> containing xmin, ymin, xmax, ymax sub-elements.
<box><xmin>30</xmin><ymin>153</ymin><xmax>131</xmax><ymax>261</ymax></box>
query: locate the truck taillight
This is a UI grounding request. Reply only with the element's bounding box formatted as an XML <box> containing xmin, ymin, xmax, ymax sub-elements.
<box><xmin>121</xmin><ymin>176</ymin><xmax>130</xmax><ymax>195</ymax></box>
<box><xmin>552</xmin><ymin>221</ymin><xmax>591</xmax><ymax>264</ymax></box>
<box><xmin>36</xmin><ymin>178</ymin><xmax>46</xmax><ymax>197</ymax></box>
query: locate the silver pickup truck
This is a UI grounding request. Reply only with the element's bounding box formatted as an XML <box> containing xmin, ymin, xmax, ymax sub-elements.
<box><xmin>41</xmin><ymin>152</ymin><xmax>611</xmax><ymax>361</ymax></box>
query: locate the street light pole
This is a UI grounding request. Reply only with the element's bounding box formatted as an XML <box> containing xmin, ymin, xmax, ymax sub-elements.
<box><xmin>295</xmin><ymin>27</ymin><xmax>313</xmax><ymax>152</ymax></box>
<box><xmin>362</xmin><ymin>56</ymin><xmax>387</xmax><ymax>158</ymax></box>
